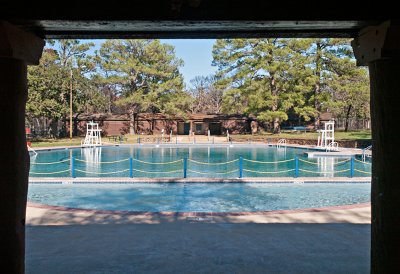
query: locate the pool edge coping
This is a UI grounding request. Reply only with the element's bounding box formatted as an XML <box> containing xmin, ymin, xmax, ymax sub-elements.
<box><xmin>30</xmin><ymin>143</ymin><xmax>364</xmax><ymax>152</ymax></box>
<box><xmin>27</xmin><ymin>201</ymin><xmax>371</xmax><ymax>217</ymax></box>
<box><xmin>29</xmin><ymin>177</ymin><xmax>371</xmax><ymax>183</ymax></box>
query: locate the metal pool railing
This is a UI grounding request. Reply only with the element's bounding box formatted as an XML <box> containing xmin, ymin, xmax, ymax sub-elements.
<box><xmin>29</xmin><ymin>156</ymin><xmax>372</xmax><ymax>178</ymax></box>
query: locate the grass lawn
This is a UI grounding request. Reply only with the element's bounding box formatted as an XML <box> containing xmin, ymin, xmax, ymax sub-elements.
<box><xmin>30</xmin><ymin>135</ymin><xmax>143</xmax><ymax>147</ymax></box>
<box><xmin>29</xmin><ymin>130</ymin><xmax>371</xmax><ymax>148</ymax></box>
<box><xmin>30</xmin><ymin>137</ymin><xmax>83</xmax><ymax>148</ymax></box>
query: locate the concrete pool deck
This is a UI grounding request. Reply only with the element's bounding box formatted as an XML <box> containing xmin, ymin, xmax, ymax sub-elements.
<box><xmin>26</xmin><ymin>203</ymin><xmax>371</xmax><ymax>273</ymax></box>
<box><xmin>26</xmin><ymin>202</ymin><xmax>371</xmax><ymax>225</ymax></box>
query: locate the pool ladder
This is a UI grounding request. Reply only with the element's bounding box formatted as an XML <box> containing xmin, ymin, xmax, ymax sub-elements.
<box><xmin>362</xmin><ymin>145</ymin><xmax>372</xmax><ymax>162</ymax></box>
<box><xmin>27</xmin><ymin>144</ymin><xmax>37</xmax><ymax>156</ymax></box>
<box><xmin>326</xmin><ymin>141</ymin><xmax>339</xmax><ymax>152</ymax></box>
<box><xmin>277</xmin><ymin>139</ymin><xmax>287</xmax><ymax>148</ymax></box>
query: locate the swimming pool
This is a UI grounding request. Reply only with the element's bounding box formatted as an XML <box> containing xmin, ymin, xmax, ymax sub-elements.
<box><xmin>28</xmin><ymin>182</ymin><xmax>370</xmax><ymax>212</ymax></box>
<box><xmin>29</xmin><ymin>145</ymin><xmax>371</xmax><ymax>178</ymax></box>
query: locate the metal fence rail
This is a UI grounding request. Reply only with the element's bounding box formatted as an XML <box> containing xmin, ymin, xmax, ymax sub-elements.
<box><xmin>29</xmin><ymin>156</ymin><xmax>372</xmax><ymax>178</ymax></box>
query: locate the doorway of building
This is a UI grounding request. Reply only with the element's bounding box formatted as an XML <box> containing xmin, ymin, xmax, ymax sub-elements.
<box><xmin>209</xmin><ymin>122</ymin><xmax>222</xmax><ymax>135</ymax></box>
<box><xmin>178</xmin><ymin>122</ymin><xmax>191</xmax><ymax>135</ymax></box>
<box><xmin>194</xmin><ymin>123</ymin><xmax>204</xmax><ymax>134</ymax></box>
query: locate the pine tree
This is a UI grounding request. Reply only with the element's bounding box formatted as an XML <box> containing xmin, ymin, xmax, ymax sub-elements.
<box><xmin>96</xmin><ymin>39</ymin><xmax>191</xmax><ymax>132</ymax></box>
<box><xmin>27</xmin><ymin>40</ymin><xmax>106</xmax><ymax>137</ymax></box>
<box><xmin>213</xmin><ymin>38</ymin><xmax>312</xmax><ymax>133</ymax></box>
<box><xmin>213</xmin><ymin>38</ymin><xmax>370</xmax><ymax>133</ymax></box>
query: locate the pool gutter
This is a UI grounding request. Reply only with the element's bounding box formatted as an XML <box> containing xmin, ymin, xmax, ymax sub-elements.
<box><xmin>30</xmin><ymin>142</ymin><xmax>352</xmax><ymax>151</ymax></box>
<box><xmin>29</xmin><ymin>177</ymin><xmax>371</xmax><ymax>184</ymax></box>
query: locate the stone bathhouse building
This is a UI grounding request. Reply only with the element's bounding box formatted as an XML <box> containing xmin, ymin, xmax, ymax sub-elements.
<box><xmin>66</xmin><ymin>113</ymin><xmax>254</xmax><ymax>136</ymax></box>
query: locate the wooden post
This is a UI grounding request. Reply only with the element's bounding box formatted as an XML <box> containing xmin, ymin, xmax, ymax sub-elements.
<box><xmin>352</xmin><ymin>21</ymin><xmax>400</xmax><ymax>273</ymax></box>
<box><xmin>0</xmin><ymin>21</ymin><xmax>44</xmax><ymax>273</ymax></box>
<box><xmin>369</xmin><ymin>57</ymin><xmax>400</xmax><ymax>273</ymax></box>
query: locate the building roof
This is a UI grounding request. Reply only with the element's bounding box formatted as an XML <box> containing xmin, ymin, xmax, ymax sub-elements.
<box><xmin>67</xmin><ymin>113</ymin><xmax>130</xmax><ymax>121</ymax></box>
<box><xmin>319</xmin><ymin>112</ymin><xmax>334</xmax><ymax>121</ymax></box>
<box><xmin>67</xmin><ymin>113</ymin><xmax>251</xmax><ymax>121</ymax></box>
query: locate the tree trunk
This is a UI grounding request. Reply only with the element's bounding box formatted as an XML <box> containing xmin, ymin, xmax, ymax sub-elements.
<box><xmin>49</xmin><ymin>119</ymin><xmax>59</xmax><ymax>138</ymax></box>
<box><xmin>129</xmin><ymin>111</ymin><xmax>135</xmax><ymax>135</ymax></box>
<box><xmin>273</xmin><ymin>117</ymin><xmax>280</xmax><ymax>134</ymax></box>
<box><xmin>73</xmin><ymin>116</ymin><xmax>78</xmax><ymax>137</ymax></box>
<box><xmin>344</xmin><ymin>104</ymin><xmax>352</xmax><ymax>132</ymax></box>
<box><xmin>314</xmin><ymin>42</ymin><xmax>322</xmax><ymax>130</ymax></box>
<box><xmin>43</xmin><ymin>117</ymin><xmax>47</xmax><ymax>136</ymax></box>
<box><xmin>270</xmin><ymin>73</ymin><xmax>280</xmax><ymax>134</ymax></box>
<box><xmin>108</xmin><ymin>88</ymin><xmax>112</xmax><ymax>113</ymax></box>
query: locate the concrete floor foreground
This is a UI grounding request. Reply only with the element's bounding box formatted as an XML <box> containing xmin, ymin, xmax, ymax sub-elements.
<box><xmin>26</xmin><ymin>222</ymin><xmax>370</xmax><ymax>274</ymax></box>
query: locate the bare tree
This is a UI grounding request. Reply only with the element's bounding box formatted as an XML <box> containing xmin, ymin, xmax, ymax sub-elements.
<box><xmin>207</xmin><ymin>83</ymin><xmax>223</xmax><ymax>113</ymax></box>
<box><xmin>188</xmin><ymin>75</ymin><xmax>223</xmax><ymax>114</ymax></box>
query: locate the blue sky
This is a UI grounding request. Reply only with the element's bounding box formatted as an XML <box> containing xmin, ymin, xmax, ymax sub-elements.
<box><xmin>58</xmin><ymin>39</ymin><xmax>217</xmax><ymax>87</ymax></box>
<box><xmin>163</xmin><ymin>39</ymin><xmax>217</xmax><ymax>87</ymax></box>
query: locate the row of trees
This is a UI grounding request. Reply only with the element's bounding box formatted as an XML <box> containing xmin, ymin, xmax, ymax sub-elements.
<box><xmin>212</xmin><ymin>38</ymin><xmax>369</xmax><ymax>133</ymax></box>
<box><xmin>26</xmin><ymin>38</ymin><xmax>369</xmax><ymax>136</ymax></box>
<box><xmin>27</xmin><ymin>39</ymin><xmax>191</xmax><ymax>136</ymax></box>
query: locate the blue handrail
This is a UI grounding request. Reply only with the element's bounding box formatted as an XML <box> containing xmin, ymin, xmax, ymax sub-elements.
<box><xmin>30</xmin><ymin>155</ymin><xmax>370</xmax><ymax>178</ymax></box>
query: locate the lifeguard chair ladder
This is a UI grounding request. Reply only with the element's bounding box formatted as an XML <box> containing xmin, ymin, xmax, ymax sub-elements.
<box><xmin>81</xmin><ymin>121</ymin><xmax>102</xmax><ymax>147</ymax></box>
<box><xmin>317</xmin><ymin>120</ymin><xmax>335</xmax><ymax>149</ymax></box>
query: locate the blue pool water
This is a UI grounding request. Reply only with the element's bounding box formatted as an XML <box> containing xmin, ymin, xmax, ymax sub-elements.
<box><xmin>29</xmin><ymin>145</ymin><xmax>371</xmax><ymax>178</ymax></box>
<box><xmin>28</xmin><ymin>183</ymin><xmax>371</xmax><ymax>212</ymax></box>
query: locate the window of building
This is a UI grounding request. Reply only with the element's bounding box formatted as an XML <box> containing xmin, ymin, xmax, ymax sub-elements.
<box><xmin>195</xmin><ymin>123</ymin><xmax>203</xmax><ymax>132</ymax></box>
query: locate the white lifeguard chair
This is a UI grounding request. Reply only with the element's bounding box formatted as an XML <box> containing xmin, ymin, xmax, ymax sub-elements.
<box><xmin>81</xmin><ymin>121</ymin><xmax>102</xmax><ymax>147</ymax></box>
<box><xmin>317</xmin><ymin>120</ymin><xmax>335</xmax><ymax>149</ymax></box>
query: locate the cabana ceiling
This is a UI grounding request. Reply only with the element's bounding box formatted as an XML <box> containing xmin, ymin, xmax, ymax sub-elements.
<box><xmin>3</xmin><ymin>20</ymin><xmax>381</xmax><ymax>39</ymax></box>
<box><xmin>2</xmin><ymin>0</ymin><xmax>395</xmax><ymax>39</ymax></box>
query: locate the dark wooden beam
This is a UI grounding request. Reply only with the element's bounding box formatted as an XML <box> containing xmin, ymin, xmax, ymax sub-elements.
<box><xmin>32</xmin><ymin>29</ymin><xmax>361</xmax><ymax>39</ymax></box>
<box><xmin>1</xmin><ymin>0</ymin><xmax>398</xmax><ymax>20</ymax></box>
<box><xmin>4</xmin><ymin>20</ymin><xmax>381</xmax><ymax>39</ymax></box>
<box><xmin>2</xmin><ymin>0</ymin><xmax>398</xmax><ymax>38</ymax></box>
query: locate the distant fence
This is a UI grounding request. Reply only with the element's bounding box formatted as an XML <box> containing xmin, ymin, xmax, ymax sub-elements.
<box><xmin>29</xmin><ymin>156</ymin><xmax>371</xmax><ymax>178</ymax></box>
<box><xmin>335</xmin><ymin>118</ymin><xmax>371</xmax><ymax>131</ymax></box>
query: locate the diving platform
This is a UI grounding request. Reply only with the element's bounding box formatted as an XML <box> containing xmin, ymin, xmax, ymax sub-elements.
<box><xmin>305</xmin><ymin>149</ymin><xmax>371</xmax><ymax>158</ymax></box>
